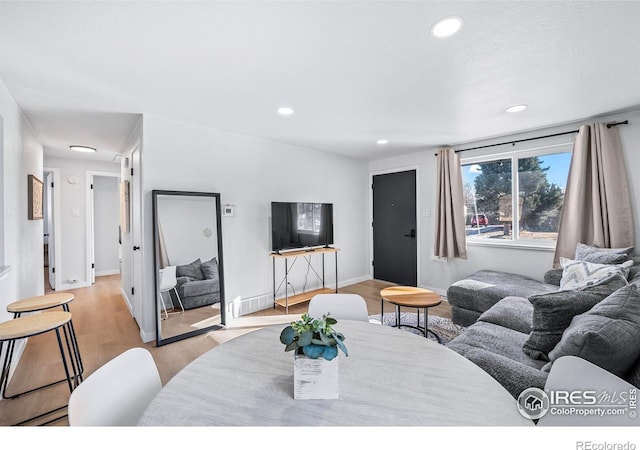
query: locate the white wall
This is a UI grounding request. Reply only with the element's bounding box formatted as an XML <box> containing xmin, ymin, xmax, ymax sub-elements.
<box><xmin>135</xmin><ymin>114</ymin><xmax>370</xmax><ymax>342</ymax></box>
<box><xmin>156</xmin><ymin>195</ymin><xmax>218</xmax><ymax>266</ymax></box>
<box><xmin>369</xmin><ymin>107</ymin><xmax>640</xmax><ymax>296</ymax></box>
<box><xmin>93</xmin><ymin>175</ymin><xmax>120</xmax><ymax>276</ymax></box>
<box><xmin>0</xmin><ymin>75</ymin><xmax>44</xmax><ymax>388</ymax></box>
<box><xmin>42</xmin><ymin>155</ymin><xmax>119</xmax><ymax>289</ymax></box>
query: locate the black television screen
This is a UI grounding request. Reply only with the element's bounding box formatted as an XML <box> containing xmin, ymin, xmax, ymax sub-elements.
<box><xmin>271</xmin><ymin>202</ymin><xmax>334</xmax><ymax>252</ymax></box>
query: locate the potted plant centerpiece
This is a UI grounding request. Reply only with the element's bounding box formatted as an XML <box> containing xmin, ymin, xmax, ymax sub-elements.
<box><xmin>279</xmin><ymin>313</ymin><xmax>348</xmax><ymax>399</ymax></box>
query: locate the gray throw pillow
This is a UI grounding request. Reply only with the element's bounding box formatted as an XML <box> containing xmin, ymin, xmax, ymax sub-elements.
<box><xmin>522</xmin><ymin>276</ymin><xmax>628</xmax><ymax>361</ymax></box>
<box><xmin>542</xmin><ymin>284</ymin><xmax>640</xmax><ymax>378</ymax></box>
<box><xmin>200</xmin><ymin>257</ymin><xmax>219</xmax><ymax>280</ymax></box>
<box><xmin>176</xmin><ymin>258</ymin><xmax>203</xmax><ymax>281</ymax></box>
<box><xmin>574</xmin><ymin>242</ymin><xmax>633</xmax><ymax>264</ymax></box>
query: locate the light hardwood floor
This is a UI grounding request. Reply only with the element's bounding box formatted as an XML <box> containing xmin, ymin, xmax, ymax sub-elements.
<box><xmin>0</xmin><ymin>274</ymin><xmax>450</xmax><ymax>426</ymax></box>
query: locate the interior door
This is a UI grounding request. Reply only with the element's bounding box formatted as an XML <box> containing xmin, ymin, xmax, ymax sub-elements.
<box><xmin>372</xmin><ymin>170</ymin><xmax>417</xmax><ymax>286</ymax></box>
<box><xmin>45</xmin><ymin>171</ymin><xmax>56</xmax><ymax>290</ymax></box>
<box><xmin>131</xmin><ymin>147</ymin><xmax>143</xmax><ymax>327</ymax></box>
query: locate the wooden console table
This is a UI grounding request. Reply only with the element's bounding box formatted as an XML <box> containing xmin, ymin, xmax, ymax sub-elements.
<box><xmin>270</xmin><ymin>247</ymin><xmax>339</xmax><ymax>313</ymax></box>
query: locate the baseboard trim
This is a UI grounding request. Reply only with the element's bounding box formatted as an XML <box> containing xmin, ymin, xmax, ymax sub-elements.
<box><xmin>96</xmin><ymin>269</ymin><xmax>120</xmax><ymax>277</ymax></box>
<box><xmin>56</xmin><ymin>281</ymin><xmax>90</xmax><ymax>290</ymax></box>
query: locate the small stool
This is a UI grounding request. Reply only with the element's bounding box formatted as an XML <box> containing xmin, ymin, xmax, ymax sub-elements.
<box><xmin>0</xmin><ymin>311</ymin><xmax>78</xmax><ymax>425</ymax></box>
<box><xmin>2</xmin><ymin>293</ymin><xmax>83</xmax><ymax>400</ymax></box>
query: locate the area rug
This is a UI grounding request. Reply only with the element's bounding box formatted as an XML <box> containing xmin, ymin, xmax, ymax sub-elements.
<box><xmin>368</xmin><ymin>312</ymin><xmax>465</xmax><ymax>344</ymax></box>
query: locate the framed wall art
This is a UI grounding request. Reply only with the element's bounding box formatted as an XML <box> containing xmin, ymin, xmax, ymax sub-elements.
<box><xmin>28</xmin><ymin>174</ymin><xmax>44</xmax><ymax>220</ymax></box>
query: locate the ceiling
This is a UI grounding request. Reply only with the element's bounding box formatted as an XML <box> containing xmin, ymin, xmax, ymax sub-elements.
<box><xmin>0</xmin><ymin>1</ymin><xmax>639</xmax><ymax>163</ymax></box>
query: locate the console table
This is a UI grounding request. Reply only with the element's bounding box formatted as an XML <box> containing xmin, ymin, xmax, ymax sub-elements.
<box><xmin>270</xmin><ymin>247</ymin><xmax>339</xmax><ymax>313</ymax></box>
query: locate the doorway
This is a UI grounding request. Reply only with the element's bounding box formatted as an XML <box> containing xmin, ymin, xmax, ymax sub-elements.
<box><xmin>372</xmin><ymin>169</ymin><xmax>418</xmax><ymax>286</ymax></box>
<box><xmin>43</xmin><ymin>168</ymin><xmax>60</xmax><ymax>292</ymax></box>
<box><xmin>86</xmin><ymin>171</ymin><xmax>121</xmax><ymax>285</ymax></box>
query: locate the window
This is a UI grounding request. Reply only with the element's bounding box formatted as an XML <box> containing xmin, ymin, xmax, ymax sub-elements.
<box><xmin>461</xmin><ymin>145</ymin><xmax>572</xmax><ymax>247</ymax></box>
<box><xmin>297</xmin><ymin>203</ymin><xmax>323</xmax><ymax>234</ymax></box>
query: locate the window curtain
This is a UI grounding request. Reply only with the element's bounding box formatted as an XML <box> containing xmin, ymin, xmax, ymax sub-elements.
<box><xmin>553</xmin><ymin>123</ymin><xmax>634</xmax><ymax>267</ymax></box>
<box><xmin>434</xmin><ymin>147</ymin><xmax>467</xmax><ymax>259</ymax></box>
<box><xmin>158</xmin><ymin>220</ymin><xmax>170</xmax><ymax>269</ymax></box>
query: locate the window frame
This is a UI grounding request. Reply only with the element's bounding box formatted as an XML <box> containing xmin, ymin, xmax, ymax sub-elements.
<box><xmin>460</xmin><ymin>142</ymin><xmax>573</xmax><ymax>251</ymax></box>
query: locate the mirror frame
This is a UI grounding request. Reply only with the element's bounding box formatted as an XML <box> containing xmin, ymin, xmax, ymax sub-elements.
<box><xmin>152</xmin><ymin>189</ymin><xmax>226</xmax><ymax>346</ymax></box>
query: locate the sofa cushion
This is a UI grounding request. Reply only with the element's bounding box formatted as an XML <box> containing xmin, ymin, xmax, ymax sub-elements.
<box><xmin>477</xmin><ymin>296</ymin><xmax>533</xmax><ymax>334</ymax></box>
<box><xmin>200</xmin><ymin>257</ymin><xmax>219</xmax><ymax>280</ymax></box>
<box><xmin>176</xmin><ymin>258</ymin><xmax>204</xmax><ymax>281</ymax></box>
<box><xmin>462</xmin><ymin>348</ymin><xmax>549</xmax><ymax>399</ymax></box>
<box><xmin>522</xmin><ymin>276</ymin><xmax>628</xmax><ymax>361</ymax></box>
<box><xmin>180</xmin><ymin>278</ymin><xmax>219</xmax><ymax>297</ymax></box>
<box><xmin>447</xmin><ymin>321</ymin><xmax>545</xmax><ymax>370</ymax></box>
<box><xmin>542</xmin><ymin>284</ymin><xmax>640</xmax><ymax>378</ymax></box>
<box><xmin>559</xmin><ymin>257</ymin><xmax>632</xmax><ymax>291</ymax></box>
<box><xmin>574</xmin><ymin>243</ymin><xmax>634</xmax><ymax>264</ymax></box>
<box><xmin>447</xmin><ymin>270</ymin><xmax>557</xmax><ymax>316</ymax></box>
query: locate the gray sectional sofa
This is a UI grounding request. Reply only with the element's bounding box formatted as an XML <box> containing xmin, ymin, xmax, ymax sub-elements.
<box><xmin>445</xmin><ymin>249</ymin><xmax>640</xmax><ymax>399</ymax></box>
<box><xmin>174</xmin><ymin>257</ymin><xmax>221</xmax><ymax>310</ymax></box>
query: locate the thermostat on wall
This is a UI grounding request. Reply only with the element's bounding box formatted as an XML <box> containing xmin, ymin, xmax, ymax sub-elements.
<box><xmin>222</xmin><ymin>204</ymin><xmax>235</xmax><ymax>217</ymax></box>
<box><xmin>67</xmin><ymin>176</ymin><xmax>79</xmax><ymax>184</ymax></box>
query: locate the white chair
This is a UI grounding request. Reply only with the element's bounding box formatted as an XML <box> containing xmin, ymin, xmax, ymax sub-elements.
<box><xmin>308</xmin><ymin>294</ymin><xmax>369</xmax><ymax>322</ymax></box>
<box><xmin>158</xmin><ymin>266</ymin><xmax>184</xmax><ymax>320</ymax></box>
<box><xmin>67</xmin><ymin>347</ymin><xmax>162</xmax><ymax>426</ymax></box>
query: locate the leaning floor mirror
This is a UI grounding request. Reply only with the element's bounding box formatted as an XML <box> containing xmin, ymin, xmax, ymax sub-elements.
<box><xmin>152</xmin><ymin>190</ymin><xmax>226</xmax><ymax>346</ymax></box>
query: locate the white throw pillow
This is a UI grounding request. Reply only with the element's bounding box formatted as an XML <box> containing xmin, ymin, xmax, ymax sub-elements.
<box><xmin>559</xmin><ymin>257</ymin><xmax>633</xmax><ymax>291</ymax></box>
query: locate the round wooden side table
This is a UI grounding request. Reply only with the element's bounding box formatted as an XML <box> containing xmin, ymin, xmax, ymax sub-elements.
<box><xmin>380</xmin><ymin>286</ymin><xmax>442</xmax><ymax>342</ymax></box>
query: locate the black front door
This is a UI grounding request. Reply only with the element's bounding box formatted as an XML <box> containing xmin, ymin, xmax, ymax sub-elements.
<box><xmin>372</xmin><ymin>170</ymin><xmax>417</xmax><ymax>286</ymax></box>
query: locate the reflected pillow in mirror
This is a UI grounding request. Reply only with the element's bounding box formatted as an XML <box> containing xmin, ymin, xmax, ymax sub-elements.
<box><xmin>176</xmin><ymin>258</ymin><xmax>204</xmax><ymax>281</ymax></box>
<box><xmin>201</xmin><ymin>257</ymin><xmax>219</xmax><ymax>281</ymax></box>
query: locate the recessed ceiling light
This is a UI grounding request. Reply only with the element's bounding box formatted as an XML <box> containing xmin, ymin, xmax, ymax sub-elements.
<box><xmin>431</xmin><ymin>17</ymin><xmax>463</xmax><ymax>38</ymax></box>
<box><xmin>277</xmin><ymin>107</ymin><xmax>294</xmax><ymax>116</ymax></box>
<box><xmin>376</xmin><ymin>139</ymin><xmax>389</xmax><ymax>145</ymax></box>
<box><xmin>69</xmin><ymin>145</ymin><xmax>97</xmax><ymax>153</ymax></box>
<box><xmin>506</xmin><ymin>104</ymin><xmax>528</xmax><ymax>113</ymax></box>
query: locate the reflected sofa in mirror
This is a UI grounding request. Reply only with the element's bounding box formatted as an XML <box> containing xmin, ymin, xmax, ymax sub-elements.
<box><xmin>152</xmin><ymin>190</ymin><xmax>226</xmax><ymax>346</ymax></box>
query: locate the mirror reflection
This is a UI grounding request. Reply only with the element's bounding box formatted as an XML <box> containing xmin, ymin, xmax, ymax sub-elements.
<box><xmin>153</xmin><ymin>190</ymin><xmax>225</xmax><ymax>346</ymax></box>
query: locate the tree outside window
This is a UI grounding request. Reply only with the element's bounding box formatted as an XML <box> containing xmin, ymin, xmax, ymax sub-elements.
<box><xmin>462</xmin><ymin>150</ymin><xmax>571</xmax><ymax>243</ymax></box>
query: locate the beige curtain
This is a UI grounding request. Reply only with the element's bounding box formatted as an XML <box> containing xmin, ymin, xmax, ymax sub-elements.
<box><xmin>158</xmin><ymin>221</ymin><xmax>170</xmax><ymax>269</ymax></box>
<box><xmin>553</xmin><ymin>123</ymin><xmax>634</xmax><ymax>267</ymax></box>
<box><xmin>434</xmin><ymin>147</ymin><xmax>467</xmax><ymax>259</ymax></box>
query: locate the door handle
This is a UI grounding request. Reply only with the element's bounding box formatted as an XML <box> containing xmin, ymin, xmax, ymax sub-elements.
<box><xmin>403</xmin><ymin>229</ymin><xmax>416</xmax><ymax>238</ymax></box>
<box><xmin>133</xmin><ymin>246</ymin><xmax>140</xmax><ymax>251</ymax></box>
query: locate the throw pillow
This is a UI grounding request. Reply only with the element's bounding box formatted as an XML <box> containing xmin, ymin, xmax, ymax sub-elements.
<box><xmin>542</xmin><ymin>284</ymin><xmax>640</xmax><ymax>378</ymax></box>
<box><xmin>522</xmin><ymin>276</ymin><xmax>628</xmax><ymax>361</ymax></box>
<box><xmin>574</xmin><ymin>243</ymin><xmax>633</xmax><ymax>265</ymax></box>
<box><xmin>200</xmin><ymin>257</ymin><xmax>219</xmax><ymax>280</ymax></box>
<box><xmin>176</xmin><ymin>258</ymin><xmax>203</xmax><ymax>281</ymax></box>
<box><xmin>559</xmin><ymin>257</ymin><xmax>632</xmax><ymax>291</ymax></box>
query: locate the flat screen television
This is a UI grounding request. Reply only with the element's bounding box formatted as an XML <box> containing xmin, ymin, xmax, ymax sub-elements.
<box><xmin>271</xmin><ymin>202</ymin><xmax>334</xmax><ymax>253</ymax></box>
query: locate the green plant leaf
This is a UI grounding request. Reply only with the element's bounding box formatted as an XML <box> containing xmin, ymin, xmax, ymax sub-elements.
<box><xmin>284</xmin><ymin>341</ymin><xmax>298</xmax><ymax>352</ymax></box>
<box><xmin>326</xmin><ymin>317</ymin><xmax>337</xmax><ymax>325</ymax></box>
<box><xmin>279</xmin><ymin>326</ymin><xmax>296</xmax><ymax>345</ymax></box>
<box><xmin>322</xmin><ymin>345</ymin><xmax>338</xmax><ymax>360</ymax></box>
<box><xmin>310</xmin><ymin>338</ymin><xmax>329</xmax><ymax>346</ymax></box>
<box><xmin>332</xmin><ymin>332</ymin><xmax>348</xmax><ymax>357</ymax></box>
<box><xmin>298</xmin><ymin>330</ymin><xmax>313</xmax><ymax>347</ymax></box>
<box><xmin>302</xmin><ymin>344</ymin><xmax>324</xmax><ymax>359</ymax></box>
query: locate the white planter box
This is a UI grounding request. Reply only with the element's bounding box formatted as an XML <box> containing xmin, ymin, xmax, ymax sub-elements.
<box><xmin>293</xmin><ymin>353</ymin><xmax>339</xmax><ymax>400</ymax></box>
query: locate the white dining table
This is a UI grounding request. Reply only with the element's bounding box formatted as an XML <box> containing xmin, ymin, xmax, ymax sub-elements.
<box><xmin>138</xmin><ymin>320</ymin><xmax>533</xmax><ymax>426</ymax></box>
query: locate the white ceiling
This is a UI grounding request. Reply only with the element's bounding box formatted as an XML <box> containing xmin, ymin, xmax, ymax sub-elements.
<box><xmin>0</xmin><ymin>1</ymin><xmax>639</xmax><ymax>162</ymax></box>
